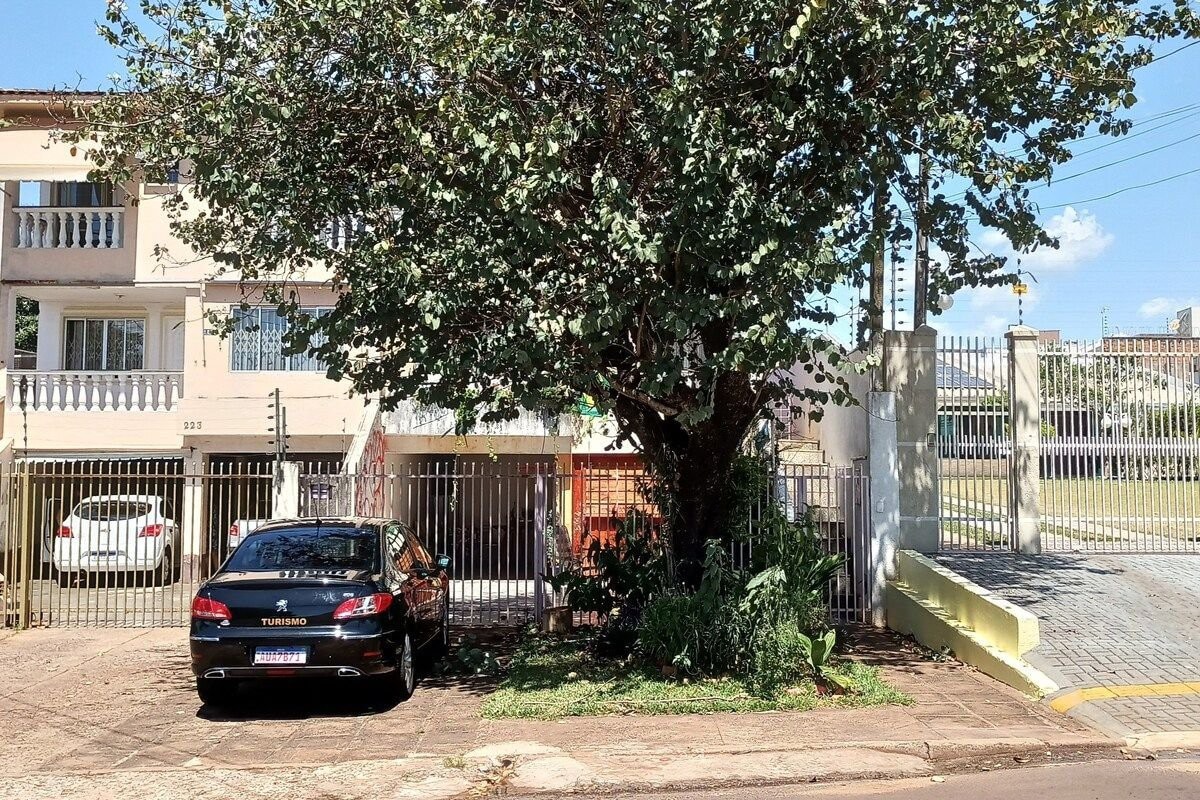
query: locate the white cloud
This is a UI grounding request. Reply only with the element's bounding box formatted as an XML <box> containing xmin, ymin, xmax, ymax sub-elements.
<box><xmin>1139</xmin><ymin>296</ymin><xmax>1197</xmax><ymax>319</ymax></box>
<box><xmin>979</xmin><ymin>207</ymin><xmax>1113</xmax><ymax>273</ymax></box>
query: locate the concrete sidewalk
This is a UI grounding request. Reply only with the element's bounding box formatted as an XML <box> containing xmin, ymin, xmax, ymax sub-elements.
<box><xmin>0</xmin><ymin>627</ymin><xmax>1115</xmax><ymax>799</ymax></box>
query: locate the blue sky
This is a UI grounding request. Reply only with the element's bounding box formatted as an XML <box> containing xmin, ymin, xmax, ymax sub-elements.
<box><xmin>2</xmin><ymin>1</ymin><xmax>1198</xmax><ymax>341</ymax></box>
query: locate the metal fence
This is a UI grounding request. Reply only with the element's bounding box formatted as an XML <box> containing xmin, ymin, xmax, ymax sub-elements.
<box><xmin>0</xmin><ymin>459</ymin><xmax>274</xmax><ymax>628</ymax></box>
<box><xmin>1</xmin><ymin>458</ymin><xmax>871</xmax><ymax>629</ymax></box>
<box><xmin>1038</xmin><ymin>340</ymin><xmax>1200</xmax><ymax>552</ymax></box>
<box><xmin>775</xmin><ymin>465</ymin><xmax>873</xmax><ymax>622</ymax></box>
<box><xmin>936</xmin><ymin>336</ymin><xmax>1016</xmax><ymax>550</ymax></box>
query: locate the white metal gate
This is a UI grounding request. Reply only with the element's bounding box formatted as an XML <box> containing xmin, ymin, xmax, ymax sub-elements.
<box><xmin>1038</xmin><ymin>339</ymin><xmax>1200</xmax><ymax>552</ymax></box>
<box><xmin>2</xmin><ymin>459</ymin><xmax>873</xmax><ymax>628</ymax></box>
<box><xmin>936</xmin><ymin>336</ymin><xmax>1016</xmax><ymax>550</ymax></box>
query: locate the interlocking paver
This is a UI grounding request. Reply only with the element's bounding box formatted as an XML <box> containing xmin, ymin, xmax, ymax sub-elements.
<box><xmin>935</xmin><ymin>552</ymin><xmax>1200</xmax><ymax>737</ymax></box>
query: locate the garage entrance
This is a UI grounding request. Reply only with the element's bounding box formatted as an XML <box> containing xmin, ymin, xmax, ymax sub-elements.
<box><xmin>3</xmin><ymin>457</ymin><xmax>870</xmax><ymax>629</ymax></box>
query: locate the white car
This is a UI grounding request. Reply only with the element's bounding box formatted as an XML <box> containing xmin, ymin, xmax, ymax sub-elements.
<box><xmin>228</xmin><ymin>518</ymin><xmax>269</xmax><ymax>551</ymax></box>
<box><xmin>53</xmin><ymin>495</ymin><xmax>179</xmax><ymax>585</ymax></box>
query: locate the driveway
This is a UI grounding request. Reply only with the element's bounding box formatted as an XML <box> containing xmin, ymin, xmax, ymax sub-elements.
<box><xmin>936</xmin><ymin>552</ymin><xmax>1200</xmax><ymax>742</ymax></box>
<box><xmin>0</xmin><ymin>626</ymin><xmax>1103</xmax><ymax>799</ymax></box>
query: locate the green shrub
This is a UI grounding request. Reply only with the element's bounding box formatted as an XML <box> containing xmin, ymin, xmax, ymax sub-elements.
<box><xmin>747</xmin><ymin>619</ymin><xmax>812</xmax><ymax>696</ymax></box>
<box><xmin>638</xmin><ymin>541</ymin><xmax>749</xmax><ymax>675</ymax></box>
<box><xmin>545</xmin><ymin>509</ymin><xmax>667</xmax><ymax>618</ymax></box>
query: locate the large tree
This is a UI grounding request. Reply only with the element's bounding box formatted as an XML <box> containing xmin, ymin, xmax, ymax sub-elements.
<box><xmin>77</xmin><ymin>0</ymin><xmax>1195</xmax><ymax>578</ymax></box>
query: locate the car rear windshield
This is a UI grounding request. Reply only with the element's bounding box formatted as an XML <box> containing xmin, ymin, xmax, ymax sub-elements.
<box><xmin>225</xmin><ymin>526</ymin><xmax>378</xmax><ymax>572</ymax></box>
<box><xmin>75</xmin><ymin>501</ymin><xmax>153</xmax><ymax>521</ymax></box>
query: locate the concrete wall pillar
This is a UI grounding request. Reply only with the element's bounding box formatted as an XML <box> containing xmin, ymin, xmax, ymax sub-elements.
<box><xmin>883</xmin><ymin>325</ymin><xmax>939</xmax><ymax>553</ymax></box>
<box><xmin>0</xmin><ymin>284</ymin><xmax>15</xmax><ymax>369</ymax></box>
<box><xmin>35</xmin><ymin>302</ymin><xmax>64</xmax><ymax>370</ymax></box>
<box><xmin>143</xmin><ymin>304</ymin><xmax>164</xmax><ymax>370</ymax></box>
<box><xmin>180</xmin><ymin>449</ymin><xmax>207</xmax><ymax>581</ymax></box>
<box><xmin>867</xmin><ymin>391</ymin><xmax>899</xmax><ymax>626</ymax></box>
<box><xmin>1007</xmin><ymin>326</ymin><xmax>1042</xmax><ymax>554</ymax></box>
<box><xmin>272</xmin><ymin>461</ymin><xmax>301</xmax><ymax>519</ymax></box>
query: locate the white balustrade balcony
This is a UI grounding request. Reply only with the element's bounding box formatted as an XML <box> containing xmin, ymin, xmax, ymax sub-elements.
<box><xmin>11</xmin><ymin>207</ymin><xmax>126</xmax><ymax>249</ymax></box>
<box><xmin>6</xmin><ymin>371</ymin><xmax>183</xmax><ymax>412</ymax></box>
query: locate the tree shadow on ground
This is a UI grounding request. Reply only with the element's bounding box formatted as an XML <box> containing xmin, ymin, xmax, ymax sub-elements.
<box><xmin>195</xmin><ymin>626</ymin><xmax>520</xmax><ymax>721</ymax></box>
<box><xmin>839</xmin><ymin>623</ymin><xmax>958</xmax><ymax>676</ymax></box>
<box><xmin>932</xmin><ymin>551</ymin><xmax>1122</xmax><ymax>609</ymax></box>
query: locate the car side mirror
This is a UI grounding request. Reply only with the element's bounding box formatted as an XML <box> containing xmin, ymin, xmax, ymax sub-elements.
<box><xmin>435</xmin><ymin>554</ymin><xmax>452</xmax><ymax>572</ymax></box>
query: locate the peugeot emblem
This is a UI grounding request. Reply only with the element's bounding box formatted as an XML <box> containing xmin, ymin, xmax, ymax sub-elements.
<box><xmin>275</xmin><ymin>599</ymin><xmax>289</xmax><ymax>613</ymax></box>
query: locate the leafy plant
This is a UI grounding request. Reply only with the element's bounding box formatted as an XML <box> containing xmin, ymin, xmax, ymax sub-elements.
<box><xmin>747</xmin><ymin>624</ymin><xmax>851</xmax><ymax>696</ymax></box>
<box><xmin>452</xmin><ymin>637</ymin><xmax>501</xmax><ymax>676</ymax></box>
<box><xmin>746</xmin><ymin>620</ymin><xmax>812</xmax><ymax>697</ymax></box>
<box><xmin>739</xmin><ymin>509</ymin><xmax>844</xmax><ymax>633</ymax></box>
<box><xmin>544</xmin><ymin>509</ymin><xmax>667</xmax><ymax>619</ymax></box>
<box><xmin>798</xmin><ymin>629</ymin><xmax>854</xmax><ymax>692</ymax></box>
<box><xmin>637</xmin><ymin>540</ymin><xmax>748</xmax><ymax>675</ymax></box>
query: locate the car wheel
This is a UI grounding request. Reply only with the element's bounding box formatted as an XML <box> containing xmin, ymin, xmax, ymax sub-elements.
<box><xmin>384</xmin><ymin>633</ymin><xmax>416</xmax><ymax>702</ymax></box>
<box><xmin>439</xmin><ymin>597</ymin><xmax>451</xmax><ymax>655</ymax></box>
<box><xmin>197</xmin><ymin>678</ymin><xmax>238</xmax><ymax>708</ymax></box>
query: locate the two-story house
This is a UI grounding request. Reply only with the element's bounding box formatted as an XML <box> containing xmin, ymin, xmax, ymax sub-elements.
<box><xmin>0</xmin><ymin>91</ymin><xmax>643</xmax><ymax>626</ymax></box>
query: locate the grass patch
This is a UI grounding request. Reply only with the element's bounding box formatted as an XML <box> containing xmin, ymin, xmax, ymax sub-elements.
<box><xmin>942</xmin><ymin>478</ymin><xmax>1200</xmax><ymax>539</ymax></box>
<box><xmin>480</xmin><ymin>633</ymin><xmax>911</xmax><ymax>720</ymax></box>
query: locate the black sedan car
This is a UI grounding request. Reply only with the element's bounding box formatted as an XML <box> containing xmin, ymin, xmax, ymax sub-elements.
<box><xmin>190</xmin><ymin>518</ymin><xmax>450</xmax><ymax>706</ymax></box>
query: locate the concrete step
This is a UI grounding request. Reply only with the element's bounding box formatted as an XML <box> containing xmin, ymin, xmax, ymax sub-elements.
<box><xmin>778</xmin><ymin>437</ymin><xmax>821</xmax><ymax>452</ymax></box>
<box><xmin>778</xmin><ymin>448</ymin><xmax>826</xmax><ymax>466</ymax></box>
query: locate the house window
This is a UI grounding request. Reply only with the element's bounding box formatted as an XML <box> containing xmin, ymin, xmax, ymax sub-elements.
<box><xmin>230</xmin><ymin>307</ymin><xmax>331</xmax><ymax>372</ymax></box>
<box><xmin>63</xmin><ymin>318</ymin><xmax>145</xmax><ymax>371</ymax></box>
<box><xmin>18</xmin><ymin>181</ymin><xmax>118</xmax><ymax>208</ymax></box>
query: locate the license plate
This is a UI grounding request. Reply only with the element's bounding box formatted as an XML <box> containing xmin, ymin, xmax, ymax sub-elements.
<box><xmin>254</xmin><ymin>647</ymin><xmax>308</xmax><ymax>665</ymax></box>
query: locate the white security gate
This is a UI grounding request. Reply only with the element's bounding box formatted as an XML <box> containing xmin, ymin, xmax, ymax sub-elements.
<box><xmin>1038</xmin><ymin>339</ymin><xmax>1200</xmax><ymax>553</ymax></box>
<box><xmin>936</xmin><ymin>336</ymin><xmax>1015</xmax><ymax>550</ymax></box>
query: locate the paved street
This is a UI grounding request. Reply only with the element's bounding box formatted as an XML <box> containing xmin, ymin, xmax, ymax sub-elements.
<box><xmin>0</xmin><ymin>626</ymin><xmax>1107</xmax><ymax>799</ymax></box>
<box><xmin>560</xmin><ymin>758</ymin><xmax>1200</xmax><ymax>799</ymax></box>
<box><xmin>936</xmin><ymin>552</ymin><xmax>1200</xmax><ymax>740</ymax></box>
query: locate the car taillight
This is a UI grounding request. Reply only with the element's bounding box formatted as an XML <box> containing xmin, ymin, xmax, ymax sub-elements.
<box><xmin>139</xmin><ymin>524</ymin><xmax>165</xmax><ymax>537</ymax></box>
<box><xmin>333</xmin><ymin>593</ymin><xmax>393</xmax><ymax>620</ymax></box>
<box><xmin>229</xmin><ymin>523</ymin><xmax>240</xmax><ymax>537</ymax></box>
<box><xmin>57</xmin><ymin>525</ymin><xmax>73</xmax><ymax>538</ymax></box>
<box><xmin>191</xmin><ymin>596</ymin><xmax>231</xmax><ymax>621</ymax></box>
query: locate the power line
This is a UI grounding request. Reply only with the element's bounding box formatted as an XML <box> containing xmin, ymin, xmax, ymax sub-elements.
<box><xmin>1001</xmin><ymin>101</ymin><xmax>1200</xmax><ymax>155</ymax></box>
<box><xmin>1068</xmin><ymin>109</ymin><xmax>1200</xmax><ymax>158</ymax></box>
<box><xmin>1143</xmin><ymin>40</ymin><xmax>1200</xmax><ymax>66</ymax></box>
<box><xmin>1049</xmin><ymin>130</ymin><xmax>1200</xmax><ymax>184</ymax></box>
<box><xmin>1038</xmin><ymin>165</ymin><xmax>1200</xmax><ymax>209</ymax></box>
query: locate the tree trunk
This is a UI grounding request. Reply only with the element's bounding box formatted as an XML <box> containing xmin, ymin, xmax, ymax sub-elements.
<box><xmin>615</xmin><ymin>371</ymin><xmax>762</xmax><ymax>588</ymax></box>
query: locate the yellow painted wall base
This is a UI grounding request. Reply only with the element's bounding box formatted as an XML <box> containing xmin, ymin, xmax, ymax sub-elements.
<box><xmin>887</xmin><ymin>582</ymin><xmax>1058</xmax><ymax>698</ymax></box>
<box><xmin>896</xmin><ymin>551</ymin><xmax>1041</xmax><ymax>657</ymax></box>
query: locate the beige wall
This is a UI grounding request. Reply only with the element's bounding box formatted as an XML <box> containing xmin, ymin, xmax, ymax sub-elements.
<box><xmin>1</xmin><ymin>408</ymin><xmax>183</xmax><ymax>453</ymax></box>
<box><xmin>180</xmin><ymin>283</ymin><xmax>364</xmax><ymax>444</ymax></box>
<box><xmin>786</xmin><ymin>350</ymin><xmax>871</xmax><ymax>466</ymax></box>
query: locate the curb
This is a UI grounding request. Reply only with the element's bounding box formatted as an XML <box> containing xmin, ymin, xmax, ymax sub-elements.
<box><xmin>501</xmin><ymin>736</ymin><xmax>1123</xmax><ymax>795</ymax></box>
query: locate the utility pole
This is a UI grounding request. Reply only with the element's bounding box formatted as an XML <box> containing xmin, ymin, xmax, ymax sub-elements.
<box><xmin>913</xmin><ymin>149</ymin><xmax>930</xmax><ymax>328</ymax></box>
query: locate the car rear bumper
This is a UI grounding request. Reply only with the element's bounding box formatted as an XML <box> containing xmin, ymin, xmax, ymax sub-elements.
<box><xmin>190</xmin><ymin>631</ymin><xmax>395</xmax><ymax>679</ymax></box>
<box><xmin>54</xmin><ymin>549</ymin><xmax>165</xmax><ymax>572</ymax></box>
